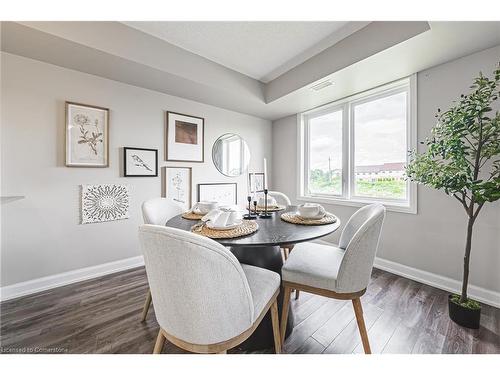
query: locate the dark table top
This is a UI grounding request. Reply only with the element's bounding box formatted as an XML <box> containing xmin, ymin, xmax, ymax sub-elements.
<box><xmin>165</xmin><ymin>205</ymin><xmax>341</xmax><ymax>247</ymax></box>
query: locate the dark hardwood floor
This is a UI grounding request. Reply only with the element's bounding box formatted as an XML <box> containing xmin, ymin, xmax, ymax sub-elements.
<box><xmin>1</xmin><ymin>267</ymin><xmax>499</xmax><ymax>354</ymax></box>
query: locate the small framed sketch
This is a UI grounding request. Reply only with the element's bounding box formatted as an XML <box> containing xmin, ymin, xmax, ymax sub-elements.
<box><xmin>166</xmin><ymin>111</ymin><xmax>204</xmax><ymax>162</ymax></box>
<box><xmin>163</xmin><ymin>166</ymin><xmax>192</xmax><ymax>211</ymax></box>
<box><xmin>198</xmin><ymin>183</ymin><xmax>237</xmax><ymax>205</ymax></box>
<box><xmin>249</xmin><ymin>172</ymin><xmax>265</xmax><ymax>193</ymax></box>
<box><xmin>66</xmin><ymin>102</ymin><xmax>109</xmax><ymax>167</ymax></box>
<box><xmin>123</xmin><ymin>147</ymin><xmax>158</xmax><ymax>177</ymax></box>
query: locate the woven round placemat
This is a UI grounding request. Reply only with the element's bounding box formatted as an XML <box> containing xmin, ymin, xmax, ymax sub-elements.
<box><xmin>182</xmin><ymin>211</ymin><xmax>204</xmax><ymax>220</ymax></box>
<box><xmin>192</xmin><ymin>220</ymin><xmax>258</xmax><ymax>239</ymax></box>
<box><xmin>280</xmin><ymin>212</ymin><xmax>338</xmax><ymax>225</ymax></box>
<box><xmin>255</xmin><ymin>205</ymin><xmax>286</xmax><ymax>212</ymax></box>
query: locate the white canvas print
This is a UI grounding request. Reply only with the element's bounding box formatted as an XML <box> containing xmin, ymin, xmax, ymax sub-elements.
<box><xmin>164</xmin><ymin>167</ymin><xmax>192</xmax><ymax>211</ymax></box>
<box><xmin>66</xmin><ymin>102</ymin><xmax>109</xmax><ymax>167</ymax></box>
<box><xmin>124</xmin><ymin>148</ymin><xmax>158</xmax><ymax>177</ymax></box>
<box><xmin>81</xmin><ymin>184</ymin><xmax>130</xmax><ymax>224</ymax></box>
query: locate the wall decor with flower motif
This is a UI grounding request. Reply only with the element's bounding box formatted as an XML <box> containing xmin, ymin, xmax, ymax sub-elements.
<box><xmin>66</xmin><ymin>102</ymin><xmax>109</xmax><ymax>167</ymax></box>
<box><xmin>81</xmin><ymin>184</ymin><xmax>130</xmax><ymax>224</ymax></box>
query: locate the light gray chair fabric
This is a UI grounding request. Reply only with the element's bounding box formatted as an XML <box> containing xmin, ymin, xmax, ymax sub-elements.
<box><xmin>282</xmin><ymin>204</ymin><xmax>386</xmax><ymax>294</ymax></box>
<box><xmin>142</xmin><ymin>197</ymin><xmax>184</xmax><ymax>225</ymax></box>
<box><xmin>139</xmin><ymin>224</ymin><xmax>280</xmax><ymax>346</ymax></box>
<box><xmin>268</xmin><ymin>191</ymin><xmax>291</xmax><ymax>206</ymax></box>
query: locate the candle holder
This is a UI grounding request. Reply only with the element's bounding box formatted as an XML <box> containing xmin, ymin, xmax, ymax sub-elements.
<box><xmin>243</xmin><ymin>196</ymin><xmax>257</xmax><ymax>220</ymax></box>
<box><xmin>259</xmin><ymin>189</ymin><xmax>272</xmax><ymax>219</ymax></box>
<box><xmin>253</xmin><ymin>200</ymin><xmax>258</xmax><ymax>216</ymax></box>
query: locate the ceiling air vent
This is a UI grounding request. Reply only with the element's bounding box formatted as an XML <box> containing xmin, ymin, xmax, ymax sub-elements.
<box><xmin>310</xmin><ymin>80</ymin><xmax>333</xmax><ymax>91</ymax></box>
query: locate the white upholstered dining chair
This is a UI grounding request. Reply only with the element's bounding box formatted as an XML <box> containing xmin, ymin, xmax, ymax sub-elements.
<box><xmin>268</xmin><ymin>190</ymin><xmax>291</xmax><ymax>206</ymax></box>
<box><xmin>140</xmin><ymin>198</ymin><xmax>184</xmax><ymax>322</ymax></box>
<box><xmin>139</xmin><ymin>225</ymin><xmax>282</xmax><ymax>354</ymax></box>
<box><xmin>280</xmin><ymin>203</ymin><xmax>386</xmax><ymax>354</ymax></box>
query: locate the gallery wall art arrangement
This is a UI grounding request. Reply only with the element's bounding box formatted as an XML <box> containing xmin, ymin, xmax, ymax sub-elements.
<box><xmin>65</xmin><ymin>99</ymin><xmax>253</xmax><ymax>221</ymax></box>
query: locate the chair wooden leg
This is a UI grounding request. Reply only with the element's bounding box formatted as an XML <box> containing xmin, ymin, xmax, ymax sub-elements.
<box><xmin>280</xmin><ymin>286</ymin><xmax>291</xmax><ymax>346</ymax></box>
<box><xmin>352</xmin><ymin>298</ymin><xmax>371</xmax><ymax>354</ymax></box>
<box><xmin>270</xmin><ymin>299</ymin><xmax>282</xmax><ymax>354</ymax></box>
<box><xmin>295</xmin><ymin>290</ymin><xmax>300</xmax><ymax>300</ymax></box>
<box><xmin>153</xmin><ymin>329</ymin><xmax>166</xmax><ymax>354</ymax></box>
<box><xmin>141</xmin><ymin>289</ymin><xmax>152</xmax><ymax>322</ymax></box>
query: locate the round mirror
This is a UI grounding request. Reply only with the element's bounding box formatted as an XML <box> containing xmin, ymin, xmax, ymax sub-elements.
<box><xmin>212</xmin><ymin>133</ymin><xmax>251</xmax><ymax>177</ymax></box>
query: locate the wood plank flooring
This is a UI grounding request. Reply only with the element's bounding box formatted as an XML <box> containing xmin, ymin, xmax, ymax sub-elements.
<box><xmin>1</xmin><ymin>267</ymin><xmax>499</xmax><ymax>354</ymax></box>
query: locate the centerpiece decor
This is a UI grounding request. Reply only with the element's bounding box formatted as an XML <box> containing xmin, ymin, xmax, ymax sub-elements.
<box><xmin>406</xmin><ymin>64</ymin><xmax>500</xmax><ymax>329</ymax></box>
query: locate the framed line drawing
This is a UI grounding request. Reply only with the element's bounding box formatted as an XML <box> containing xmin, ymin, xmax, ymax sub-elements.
<box><xmin>197</xmin><ymin>183</ymin><xmax>237</xmax><ymax>205</ymax></box>
<box><xmin>249</xmin><ymin>172</ymin><xmax>265</xmax><ymax>193</ymax></box>
<box><xmin>123</xmin><ymin>147</ymin><xmax>158</xmax><ymax>177</ymax></box>
<box><xmin>165</xmin><ymin>111</ymin><xmax>204</xmax><ymax>162</ymax></box>
<box><xmin>66</xmin><ymin>102</ymin><xmax>109</xmax><ymax>167</ymax></box>
<box><xmin>163</xmin><ymin>166</ymin><xmax>192</xmax><ymax>211</ymax></box>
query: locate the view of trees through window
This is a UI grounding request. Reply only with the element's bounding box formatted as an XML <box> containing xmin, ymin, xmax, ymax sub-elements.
<box><xmin>308</xmin><ymin>110</ymin><xmax>343</xmax><ymax>195</ymax></box>
<box><xmin>307</xmin><ymin>89</ymin><xmax>408</xmax><ymax>201</ymax></box>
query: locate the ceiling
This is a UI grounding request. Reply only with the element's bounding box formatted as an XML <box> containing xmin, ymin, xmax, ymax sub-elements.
<box><xmin>2</xmin><ymin>21</ymin><xmax>500</xmax><ymax>120</ymax></box>
<box><xmin>122</xmin><ymin>21</ymin><xmax>364</xmax><ymax>82</ymax></box>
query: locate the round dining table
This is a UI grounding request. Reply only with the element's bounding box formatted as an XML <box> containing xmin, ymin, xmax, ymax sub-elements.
<box><xmin>165</xmin><ymin>205</ymin><xmax>341</xmax><ymax>351</ymax></box>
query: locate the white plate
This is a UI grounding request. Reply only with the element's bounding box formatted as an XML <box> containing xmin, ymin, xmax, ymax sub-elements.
<box><xmin>206</xmin><ymin>220</ymin><xmax>243</xmax><ymax>231</ymax></box>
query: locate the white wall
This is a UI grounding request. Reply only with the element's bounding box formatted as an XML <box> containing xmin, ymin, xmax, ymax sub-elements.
<box><xmin>0</xmin><ymin>52</ymin><xmax>272</xmax><ymax>287</ymax></box>
<box><xmin>272</xmin><ymin>45</ymin><xmax>500</xmax><ymax>295</ymax></box>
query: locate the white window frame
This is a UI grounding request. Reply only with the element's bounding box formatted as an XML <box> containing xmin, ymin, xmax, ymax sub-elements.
<box><xmin>297</xmin><ymin>75</ymin><xmax>417</xmax><ymax>214</ymax></box>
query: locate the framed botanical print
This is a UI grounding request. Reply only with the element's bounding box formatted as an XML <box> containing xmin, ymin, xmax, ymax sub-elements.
<box><xmin>248</xmin><ymin>172</ymin><xmax>265</xmax><ymax>193</ymax></box>
<box><xmin>65</xmin><ymin>102</ymin><xmax>109</xmax><ymax>167</ymax></box>
<box><xmin>166</xmin><ymin>111</ymin><xmax>204</xmax><ymax>162</ymax></box>
<box><xmin>123</xmin><ymin>147</ymin><xmax>158</xmax><ymax>177</ymax></box>
<box><xmin>198</xmin><ymin>183</ymin><xmax>237</xmax><ymax>205</ymax></box>
<box><xmin>163</xmin><ymin>166</ymin><xmax>192</xmax><ymax>211</ymax></box>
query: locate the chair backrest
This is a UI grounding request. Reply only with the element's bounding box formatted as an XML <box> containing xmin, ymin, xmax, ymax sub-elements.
<box><xmin>336</xmin><ymin>204</ymin><xmax>386</xmax><ymax>293</ymax></box>
<box><xmin>268</xmin><ymin>190</ymin><xmax>291</xmax><ymax>206</ymax></box>
<box><xmin>138</xmin><ymin>225</ymin><xmax>255</xmax><ymax>345</ymax></box>
<box><xmin>142</xmin><ymin>197</ymin><xmax>184</xmax><ymax>225</ymax></box>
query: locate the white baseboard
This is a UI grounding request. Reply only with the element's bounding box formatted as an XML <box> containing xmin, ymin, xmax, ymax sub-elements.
<box><xmin>0</xmin><ymin>256</ymin><xmax>145</xmax><ymax>302</ymax></box>
<box><xmin>2</xmin><ymin>247</ymin><xmax>499</xmax><ymax>309</ymax></box>
<box><xmin>373</xmin><ymin>257</ymin><xmax>500</xmax><ymax>308</ymax></box>
<box><xmin>313</xmin><ymin>239</ymin><xmax>499</xmax><ymax>308</ymax></box>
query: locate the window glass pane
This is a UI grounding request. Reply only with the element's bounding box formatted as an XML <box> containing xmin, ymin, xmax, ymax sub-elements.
<box><xmin>353</xmin><ymin>91</ymin><xmax>407</xmax><ymax>200</ymax></box>
<box><xmin>308</xmin><ymin>110</ymin><xmax>343</xmax><ymax>195</ymax></box>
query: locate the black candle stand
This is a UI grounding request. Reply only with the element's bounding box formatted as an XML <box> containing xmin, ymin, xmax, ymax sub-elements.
<box><xmin>243</xmin><ymin>195</ymin><xmax>257</xmax><ymax>220</ymax></box>
<box><xmin>259</xmin><ymin>189</ymin><xmax>272</xmax><ymax>219</ymax></box>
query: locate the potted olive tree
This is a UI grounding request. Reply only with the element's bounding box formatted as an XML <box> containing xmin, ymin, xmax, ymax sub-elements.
<box><xmin>406</xmin><ymin>64</ymin><xmax>499</xmax><ymax>329</ymax></box>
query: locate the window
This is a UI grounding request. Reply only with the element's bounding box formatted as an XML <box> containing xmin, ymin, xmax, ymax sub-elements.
<box><xmin>299</xmin><ymin>77</ymin><xmax>416</xmax><ymax>213</ymax></box>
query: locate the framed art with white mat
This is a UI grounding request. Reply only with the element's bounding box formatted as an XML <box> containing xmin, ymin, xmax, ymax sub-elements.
<box><xmin>65</xmin><ymin>102</ymin><xmax>109</xmax><ymax>167</ymax></box>
<box><xmin>165</xmin><ymin>111</ymin><xmax>204</xmax><ymax>162</ymax></box>
<box><xmin>163</xmin><ymin>166</ymin><xmax>192</xmax><ymax>211</ymax></box>
<box><xmin>198</xmin><ymin>183</ymin><xmax>237</xmax><ymax>205</ymax></box>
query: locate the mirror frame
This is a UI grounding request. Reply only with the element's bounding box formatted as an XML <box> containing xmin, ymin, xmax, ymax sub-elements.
<box><xmin>211</xmin><ymin>133</ymin><xmax>250</xmax><ymax>177</ymax></box>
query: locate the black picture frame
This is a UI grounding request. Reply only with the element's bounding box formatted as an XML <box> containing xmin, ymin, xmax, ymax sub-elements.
<box><xmin>197</xmin><ymin>183</ymin><xmax>237</xmax><ymax>205</ymax></box>
<box><xmin>165</xmin><ymin>111</ymin><xmax>205</xmax><ymax>162</ymax></box>
<box><xmin>123</xmin><ymin>147</ymin><xmax>158</xmax><ymax>177</ymax></box>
